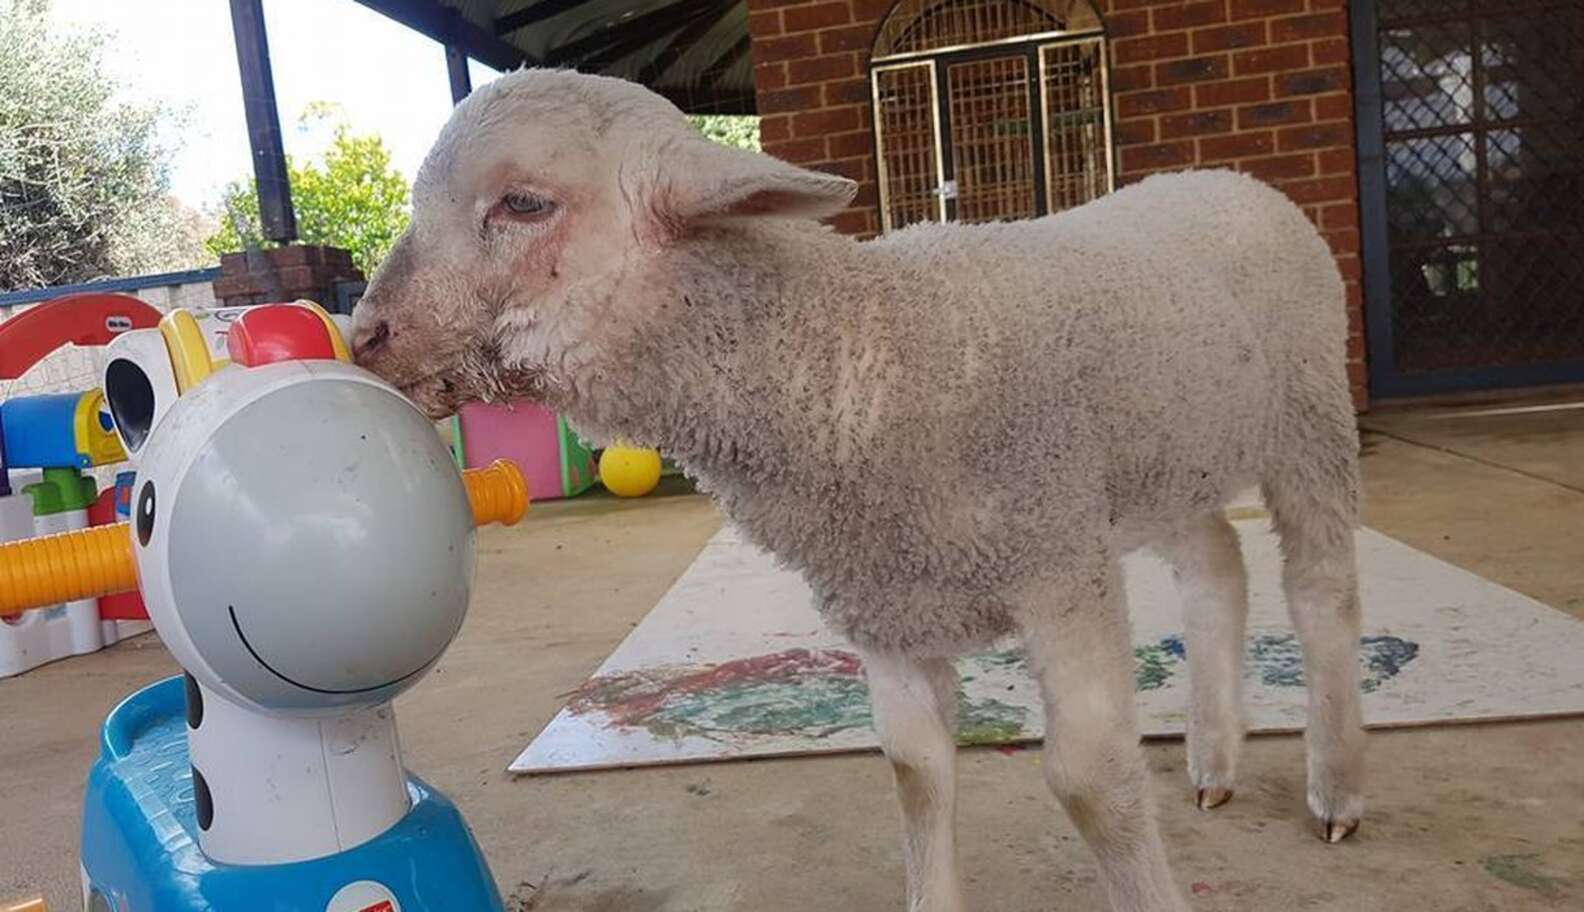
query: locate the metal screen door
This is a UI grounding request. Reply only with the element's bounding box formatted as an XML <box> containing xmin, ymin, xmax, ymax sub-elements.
<box><xmin>1353</xmin><ymin>0</ymin><xmax>1584</xmax><ymax>395</ymax></box>
<box><xmin>870</xmin><ymin>1</ymin><xmax>1113</xmax><ymax>233</ymax></box>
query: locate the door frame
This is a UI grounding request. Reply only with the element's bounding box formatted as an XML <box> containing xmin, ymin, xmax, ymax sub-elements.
<box><xmin>1349</xmin><ymin>0</ymin><xmax>1584</xmax><ymax>398</ymax></box>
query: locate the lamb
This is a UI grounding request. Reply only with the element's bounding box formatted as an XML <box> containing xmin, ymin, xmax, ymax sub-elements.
<box><xmin>349</xmin><ymin>69</ymin><xmax>1365</xmax><ymax>912</ymax></box>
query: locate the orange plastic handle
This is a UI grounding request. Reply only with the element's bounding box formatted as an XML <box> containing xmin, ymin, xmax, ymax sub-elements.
<box><xmin>0</xmin><ymin>522</ymin><xmax>137</xmax><ymax>617</ymax></box>
<box><xmin>461</xmin><ymin>459</ymin><xmax>530</xmax><ymax>527</ymax></box>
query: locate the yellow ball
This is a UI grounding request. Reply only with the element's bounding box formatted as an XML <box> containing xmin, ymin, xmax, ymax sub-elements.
<box><xmin>598</xmin><ymin>446</ymin><xmax>662</xmax><ymax>498</ymax></box>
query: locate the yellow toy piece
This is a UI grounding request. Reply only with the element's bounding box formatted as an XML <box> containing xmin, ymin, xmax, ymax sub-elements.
<box><xmin>294</xmin><ymin>299</ymin><xmax>353</xmax><ymax>362</ymax></box>
<box><xmin>2</xmin><ymin>897</ymin><xmax>46</xmax><ymax>912</ymax></box>
<box><xmin>0</xmin><ymin>523</ymin><xmax>138</xmax><ymax>617</ymax></box>
<box><xmin>158</xmin><ymin>309</ymin><xmax>220</xmax><ymax>392</ymax></box>
<box><xmin>598</xmin><ymin>445</ymin><xmax>663</xmax><ymax>497</ymax></box>
<box><xmin>462</xmin><ymin>459</ymin><xmax>531</xmax><ymax>526</ymax></box>
<box><xmin>72</xmin><ymin>388</ymin><xmax>127</xmax><ymax>466</ymax></box>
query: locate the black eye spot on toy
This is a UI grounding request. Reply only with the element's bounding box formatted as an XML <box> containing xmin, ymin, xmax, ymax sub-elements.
<box><xmin>185</xmin><ymin>671</ymin><xmax>204</xmax><ymax>729</ymax></box>
<box><xmin>192</xmin><ymin>765</ymin><xmax>214</xmax><ymax>831</ymax></box>
<box><xmin>136</xmin><ymin>481</ymin><xmax>156</xmax><ymax>546</ymax></box>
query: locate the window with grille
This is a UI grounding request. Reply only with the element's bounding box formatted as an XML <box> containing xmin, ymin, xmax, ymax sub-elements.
<box><xmin>870</xmin><ymin>0</ymin><xmax>1113</xmax><ymax>233</ymax></box>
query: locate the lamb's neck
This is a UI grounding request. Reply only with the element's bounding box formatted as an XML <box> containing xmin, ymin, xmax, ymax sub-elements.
<box><xmin>568</xmin><ymin>223</ymin><xmax>874</xmax><ymax>484</ymax></box>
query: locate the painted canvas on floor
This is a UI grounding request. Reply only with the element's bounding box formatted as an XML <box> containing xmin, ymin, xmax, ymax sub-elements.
<box><xmin>511</xmin><ymin>520</ymin><xmax>1584</xmax><ymax>774</ymax></box>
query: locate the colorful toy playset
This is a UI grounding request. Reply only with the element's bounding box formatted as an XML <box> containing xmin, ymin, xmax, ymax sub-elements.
<box><xmin>0</xmin><ymin>293</ymin><xmax>162</xmax><ymax>677</ymax></box>
<box><xmin>453</xmin><ymin>401</ymin><xmax>671</xmax><ymax>500</ymax></box>
<box><xmin>0</xmin><ymin>300</ymin><xmax>527</xmax><ymax>911</ymax></box>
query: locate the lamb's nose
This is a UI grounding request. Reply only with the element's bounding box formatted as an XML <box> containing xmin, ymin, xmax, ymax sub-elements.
<box><xmin>351</xmin><ymin>320</ymin><xmax>390</xmax><ymax>360</ymax></box>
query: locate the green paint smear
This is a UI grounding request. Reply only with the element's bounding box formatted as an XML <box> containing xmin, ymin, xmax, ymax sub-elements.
<box><xmin>1482</xmin><ymin>854</ymin><xmax>1563</xmax><ymax>896</ymax></box>
<box><xmin>1133</xmin><ymin>644</ymin><xmax>1175</xmax><ymax>691</ymax></box>
<box><xmin>958</xmin><ymin>697</ymin><xmax>1027</xmax><ymax>745</ymax></box>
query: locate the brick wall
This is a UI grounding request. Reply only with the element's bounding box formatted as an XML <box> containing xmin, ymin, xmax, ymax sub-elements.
<box><xmin>747</xmin><ymin>0</ymin><xmax>1368</xmax><ymax>408</ymax></box>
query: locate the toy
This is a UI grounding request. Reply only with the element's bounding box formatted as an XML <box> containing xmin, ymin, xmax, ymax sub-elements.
<box><xmin>453</xmin><ymin>399</ymin><xmax>597</xmax><ymax>500</ymax></box>
<box><xmin>0</xmin><ymin>301</ymin><xmax>527</xmax><ymax>911</ymax></box>
<box><xmin>598</xmin><ymin>444</ymin><xmax>664</xmax><ymax>497</ymax></box>
<box><xmin>0</xmin><ymin>293</ymin><xmax>159</xmax><ymax>677</ymax></box>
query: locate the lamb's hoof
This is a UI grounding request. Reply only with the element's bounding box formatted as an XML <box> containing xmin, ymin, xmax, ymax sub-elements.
<box><xmin>1196</xmin><ymin>787</ymin><xmax>1234</xmax><ymax>810</ymax></box>
<box><xmin>1320</xmin><ymin>818</ymin><xmax>1359</xmax><ymax>843</ymax></box>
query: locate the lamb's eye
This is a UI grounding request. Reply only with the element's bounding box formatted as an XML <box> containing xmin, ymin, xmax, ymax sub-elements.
<box><xmin>501</xmin><ymin>192</ymin><xmax>551</xmax><ymax>217</ymax></box>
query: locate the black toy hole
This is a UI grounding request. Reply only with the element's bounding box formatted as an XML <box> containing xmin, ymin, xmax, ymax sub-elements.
<box><xmin>184</xmin><ymin>671</ymin><xmax>203</xmax><ymax>729</ymax></box>
<box><xmin>136</xmin><ymin>481</ymin><xmax>156</xmax><ymax>546</ymax></box>
<box><xmin>193</xmin><ymin>765</ymin><xmax>214</xmax><ymax>831</ymax></box>
<box><xmin>105</xmin><ymin>358</ymin><xmax>156</xmax><ymax>452</ymax></box>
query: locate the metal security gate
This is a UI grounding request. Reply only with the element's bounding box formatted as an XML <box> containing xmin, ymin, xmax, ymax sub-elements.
<box><xmin>1353</xmin><ymin>0</ymin><xmax>1584</xmax><ymax>396</ymax></box>
<box><xmin>870</xmin><ymin>0</ymin><xmax>1113</xmax><ymax>233</ymax></box>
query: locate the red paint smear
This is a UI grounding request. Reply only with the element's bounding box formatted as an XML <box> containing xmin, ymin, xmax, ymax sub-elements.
<box><xmin>995</xmin><ymin>744</ymin><xmax>1022</xmax><ymax>756</ymax></box>
<box><xmin>1191</xmin><ymin>882</ymin><xmax>1214</xmax><ymax>895</ymax></box>
<box><xmin>571</xmin><ymin>648</ymin><xmax>863</xmax><ymax>727</ymax></box>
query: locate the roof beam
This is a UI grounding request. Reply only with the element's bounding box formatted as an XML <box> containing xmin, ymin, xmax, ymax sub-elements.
<box><xmin>352</xmin><ymin>0</ymin><xmax>533</xmax><ymax>70</ymax></box>
<box><xmin>634</xmin><ymin>0</ymin><xmax>737</xmax><ymax>86</ymax></box>
<box><xmin>545</xmin><ymin>0</ymin><xmax>719</xmax><ymax>68</ymax></box>
<box><xmin>228</xmin><ymin>0</ymin><xmax>296</xmax><ymax>242</ymax></box>
<box><xmin>494</xmin><ymin>0</ymin><xmax>591</xmax><ymax>36</ymax></box>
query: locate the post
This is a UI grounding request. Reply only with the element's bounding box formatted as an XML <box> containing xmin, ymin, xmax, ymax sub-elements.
<box><xmin>229</xmin><ymin>0</ymin><xmax>297</xmax><ymax>243</ymax></box>
<box><xmin>446</xmin><ymin>43</ymin><xmax>472</xmax><ymax>104</ymax></box>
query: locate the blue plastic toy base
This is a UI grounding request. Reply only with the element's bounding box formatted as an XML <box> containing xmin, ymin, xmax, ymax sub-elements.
<box><xmin>81</xmin><ymin>677</ymin><xmax>505</xmax><ymax>911</ymax></box>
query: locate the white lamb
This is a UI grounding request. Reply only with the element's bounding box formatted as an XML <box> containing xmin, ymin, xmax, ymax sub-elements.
<box><xmin>350</xmin><ymin>69</ymin><xmax>1365</xmax><ymax>912</ymax></box>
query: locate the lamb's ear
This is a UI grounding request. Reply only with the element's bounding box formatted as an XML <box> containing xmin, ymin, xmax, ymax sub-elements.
<box><xmin>652</xmin><ymin>138</ymin><xmax>857</xmax><ymax>233</ymax></box>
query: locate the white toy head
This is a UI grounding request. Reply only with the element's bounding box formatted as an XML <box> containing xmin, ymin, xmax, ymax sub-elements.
<box><xmin>103</xmin><ymin>304</ymin><xmax>478</xmax><ymax>716</ymax></box>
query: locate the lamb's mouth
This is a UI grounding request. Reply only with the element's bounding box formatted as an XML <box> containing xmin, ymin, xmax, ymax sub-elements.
<box><xmin>228</xmin><ymin>605</ymin><xmax>439</xmax><ymax>695</ymax></box>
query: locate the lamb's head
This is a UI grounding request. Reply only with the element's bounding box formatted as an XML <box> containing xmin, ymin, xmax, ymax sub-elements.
<box><xmin>351</xmin><ymin>68</ymin><xmax>856</xmax><ymax>418</ymax></box>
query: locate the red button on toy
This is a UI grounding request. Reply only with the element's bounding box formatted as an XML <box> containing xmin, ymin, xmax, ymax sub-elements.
<box><xmin>227</xmin><ymin>304</ymin><xmax>338</xmax><ymax>367</ymax></box>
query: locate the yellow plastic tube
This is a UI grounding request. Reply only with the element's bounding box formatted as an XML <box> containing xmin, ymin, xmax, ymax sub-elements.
<box><xmin>0</xmin><ymin>522</ymin><xmax>137</xmax><ymax>617</ymax></box>
<box><xmin>462</xmin><ymin>459</ymin><xmax>530</xmax><ymax>527</ymax></box>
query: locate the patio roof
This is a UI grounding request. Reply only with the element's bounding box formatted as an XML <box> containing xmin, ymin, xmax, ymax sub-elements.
<box><xmin>353</xmin><ymin>0</ymin><xmax>756</xmax><ymax>115</ymax></box>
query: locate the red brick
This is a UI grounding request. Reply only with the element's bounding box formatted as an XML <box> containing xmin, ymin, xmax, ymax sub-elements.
<box><xmin>1233</xmin><ymin>44</ymin><xmax>1311</xmax><ymax>76</ymax></box>
<box><xmin>1336</xmin><ymin>254</ymin><xmax>1361</xmax><ymax>281</ymax></box>
<box><xmin>826</xmin><ymin>130</ymin><xmax>872</xmax><ymax>158</ymax></box>
<box><xmin>1121</xmin><ymin>140</ymin><xmax>1196</xmax><ymax>172</ymax></box>
<box><xmin>782</xmin><ymin>1</ymin><xmax>851</xmax><ymax>33</ymax></box>
<box><xmin>793</xmin><ymin>105</ymin><xmax>861</xmax><ymax>136</ymax></box>
<box><xmin>1237</xmin><ymin>98</ymin><xmax>1311</xmax><ymax>128</ymax></box>
<box><xmin>851</xmin><ymin>180</ymin><xmax>878</xmax><ymax>208</ymax></box>
<box><xmin>1161</xmin><ymin>109</ymin><xmax>1234</xmax><ymax>138</ymax></box>
<box><xmin>1111</xmin><ymin>0</ymin><xmax>1163</xmax><ymax>9</ymax></box>
<box><xmin>760</xmin><ymin>114</ymin><xmax>793</xmax><ymax>144</ymax></box>
<box><xmin>1116</xmin><ymin>86</ymin><xmax>1193</xmax><ymax>118</ymax></box>
<box><xmin>1114</xmin><ymin>32</ymin><xmax>1190</xmax><ymax>65</ymax></box>
<box><xmin>1278</xmin><ymin>121</ymin><xmax>1352</xmax><ymax>151</ymax></box>
<box><xmin>1312</xmin><ymin>37</ymin><xmax>1350</xmax><ymax>65</ymax></box>
<box><xmin>1115</xmin><ymin>119</ymin><xmax>1157</xmax><ymax>146</ymax></box>
<box><xmin>1239</xmin><ymin>152</ymin><xmax>1316</xmax><ymax>180</ymax></box>
<box><xmin>1199</xmin><ymin>130</ymin><xmax>1275</xmax><ymax>161</ymax></box>
<box><xmin>754</xmin><ymin>32</ymin><xmax>818</xmax><ymax>64</ymax></box>
<box><xmin>1321</xmin><ymin>202</ymin><xmax>1358</xmax><ymax>230</ymax></box>
<box><xmin>1194</xmin><ymin>76</ymin><xmax>1270</xmax><ymax>107</ymax></box>
<box><xmin>1323</xmin><ymin>227</ymin><xmax>1360</xmax><ymax>256</ymax></box>
<box><xmin>1228</xmin><ymin>0</ymin><xmax>1304</xmax><ymax>20</ymax></box>
<box><xmin>1318</xmin><ymin>147</ymin><xmax>1356</xmax><ymax>175</ymax></box>
<box><xmin>1315</xmin><ymin>92</ymin><xmax>1353</xmax><ymax>120</ymax></box>
<box><xmin>753</xmin><ymin>62</ymin><xmax>787</xmax><ymax>91</ymax></box>
<box><xmin>1152</xmin><ymin>0</ymin><xmax>1227</xmax><ymax>31</ymax></box>
<box><xmin>824</xmin><ymin>77</ymin><xmax>869</xmax><ymax>105</ymax></box>
<box><xmin>848</xmin><ymin>0</ymin><xmax>892</xmax><ymax>20</ymax></box>
<box><xmin>819</xmin><ymin>24</ymin><xmax>874</xmax><ymax>54</ymax></box>
<box><xmin>747</xmin><ymin>9</ymin><xmax>782</xmax><ymax>38</ymax></box>
<box><xmin>1110</xmin><ymin>64</ymin><xmax>1155</xmax><ymax>92</ymax></box>
<box><xmin>1276</xmin><ymin>66</ymin><xmax>1349</xmax><ymax>97</ymax></box>
<box><xmin>757</xmin><ymin>85</ymin><xmax>822</xmax><ymax>114</ymax></box>
<box><xmin>829</xmin><ymin>209</ymin><xmax>872</xmax><ymax>235</ymax></box>
<box><xmin>787</xmin><ymin>53</ymin><xmax>855</xmax><ymax>85</ymax></box>
<box><xmin>1270</xmin><ymin>11</ymin><xmax>1346</xmax><ymax>42</ymax></box>
<box><xmin>763</xmin><ymin>137</ymin><xmax>826</xmax><ymax>162</ymax></box>
<box><xmin>1346</xmin><ymin>281</ymin><xmax>1364</xmax><ymax>314</ymax></box>
<box><xmin>1106</xmin><ymin>10</ymin><xmax>1152</xmax><ymax>38</ymax></box>
<box><xmin>1279</xmin><ymin>175</ymin><xmax>1356</xmax><ymax>204</ymax></box>
<box><xmin>1192</xmin><ymin>21</ymin><xmax>1266</xmax><ymax>53</ymax></box>
<box><xmin>1156</xmin><ymin>55</ymin><xmax>1230</xmax><ymax>85</ymax></box>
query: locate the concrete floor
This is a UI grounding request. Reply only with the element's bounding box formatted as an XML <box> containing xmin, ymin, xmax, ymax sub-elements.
<box><xmin>4</xmin><ymin>398</ymin><xmax>1582</xmax><ymax>911</ymax></box>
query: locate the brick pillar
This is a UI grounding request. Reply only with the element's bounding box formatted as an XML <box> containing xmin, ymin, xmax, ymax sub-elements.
<box><xmin>746</xmin><ymin>0</ymin><xmax>1368</xmax><ymax>410</ymax></box>
<box><xmin>211</xmin><ymin>246</ymin><xmax>365</xmax><ymax>312</ymax></box>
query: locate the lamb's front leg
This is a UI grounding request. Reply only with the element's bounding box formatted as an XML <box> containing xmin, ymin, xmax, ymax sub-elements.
<box><xmin>1018</xmin><ymin>567</ymin><xmax>1189</xmax><ymax>912</ymax></box>
<box><xmin>861</xmin><ymin>650</ymin><xmax>966</xmax><ymax>912</ymax></box>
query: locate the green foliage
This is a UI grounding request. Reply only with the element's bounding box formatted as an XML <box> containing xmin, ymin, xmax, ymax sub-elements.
<box><xmin>689</xmin><ymin>115</ymin><xmax>761</xmax><ymax>152</ymax></box>
<box><xmin>206</xmin><ymin>116</ymin><xmax>410</xmax><ymax>277</ymax></box>
<box><xmin>0</xmin><ymin>0</ymin><xmax>206</xmax><ymax>290</ymax></box>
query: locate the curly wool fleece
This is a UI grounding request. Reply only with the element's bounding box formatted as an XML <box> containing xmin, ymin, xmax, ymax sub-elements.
<box><xmin>551</xmin><ymin>168</ymin><xmax>1358</xmax><ymax>657</ymax></box>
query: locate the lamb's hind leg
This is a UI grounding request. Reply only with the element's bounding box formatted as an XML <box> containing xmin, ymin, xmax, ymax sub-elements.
<box><xmin>1157</xmin><ymin>512</ymin><xmax>1249</xmax><ymax>810</ymax></box>
<box><xmin>860</xmin><ymin>650</ymin><xmax>966</xmax><ymax>912</ymax></box>
<box><xmin>1263</xmin><ymin>464</ymin><xmax>1366</xmax><ymax>842</ymax></box>
<box><xmin>1019</xmin><ymin>565</ymin><xmax>1188</xmax><ymax>912</ymax></box>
